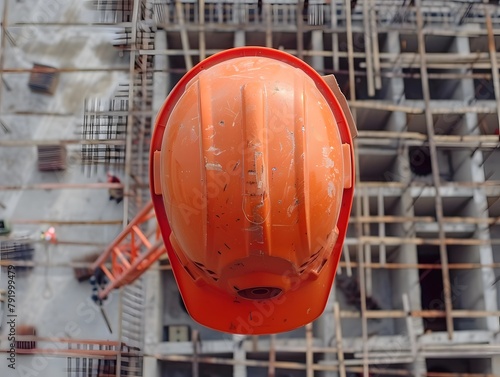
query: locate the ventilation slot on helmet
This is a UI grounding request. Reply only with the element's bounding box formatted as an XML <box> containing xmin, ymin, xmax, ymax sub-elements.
<box><xmin>183</xmin><ymin>266</ymin><xmax>198</xmax><ymax>281</ymax></box>
<box><xmin>298</xmin><ymin>248</ymin><xmax>322</xmax><ymax>274</ymax></box>
<box><xmin>193</xmin><ymin>261</ymin><xmax>219</xmax><ymax>281</ymax></box>
<box><xmin>237</xmin><ymin>287</ymin><xmax>282</xmax><ymax>300</ymax></box>
<box><xmin>315</xmin><ymin>258</ymin><xmax>329</xmax><ymax>274</ymax></box>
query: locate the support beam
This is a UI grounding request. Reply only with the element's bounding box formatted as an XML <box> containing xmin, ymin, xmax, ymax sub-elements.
<box><xmin>416</xmin><ymin>0</ymin><xmax>454</xmax><ymax>339</ymax></box>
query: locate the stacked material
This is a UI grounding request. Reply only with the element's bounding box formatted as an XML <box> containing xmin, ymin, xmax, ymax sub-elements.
<box><xmin>16</xmin><ymin>325</ymin><xmax>37</xmax><ymax>350</ymax></box>
<box><xmin>28</xmin><ymin>64</ymin><xmax>60</xmax><ymax>95</ymax></box>
<box><xmin>0</xmin><ymin>241</ymin><xmax>34</xmax><ymax>268</ymax></box>
<box><xmin>37</xmin><ymin>145</ymin><xmax>67</xmax><ymax>171</ymax></box>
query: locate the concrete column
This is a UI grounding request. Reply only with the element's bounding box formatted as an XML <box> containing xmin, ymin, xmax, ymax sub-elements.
<box><xmin>234</xmin><ymin>30</ymin><xmax>245</xmax><ymax>47</ymax></box>
<box><xmin>310</xmin><ymin>30</ymin><xmax>324</xmax><ymax>73</ymax></box>
<box><xmin>153</xmin><ymin>30</ymin><xmax>170</xmax><ymax>114</ymax></box>
<box><xmin>492</xmin><ymin>355</ymin><xmax>500</xmax><ymax>375</ymax></box>
<box><xmin>143</xmin><ymin>356</ymin><xmax>161</xmax><ymax>377</ymax></box>
<box><xmin>316</xmin><ymin>282</ymin><xmax>338</xmax><ymax>377</ymax></box>
<box><xmin>233</xmin><ymin>334</ymin><xmax>247</xmax><ymax>377</ymax></box>
<box><xmin>143</xmin><ymin>264</ymin><xmax>164</xmax><ymax>377</ymax></box>
<box><xmin>446</xmin><ymin>36</ymin><xmax>499</xmax><ymax>332</ymax></box>
<box><xmin>412</xmin><ymin>356</ymin><xmax>427</xmax><ymax>377</ymax></box>
<box><xmin>383</xmin><ymin>31</ymin><xmax>424</xmax><ymax>337</ymax></box>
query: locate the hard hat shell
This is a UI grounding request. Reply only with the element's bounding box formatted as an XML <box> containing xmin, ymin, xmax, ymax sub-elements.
<box><xmin>151</xmin><ymin>46</ymin><xmax>354</xmax><ymax>335</ymax></box>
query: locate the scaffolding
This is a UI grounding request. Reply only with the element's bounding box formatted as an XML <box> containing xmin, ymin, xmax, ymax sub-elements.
<box><xmin>133</xmin><ymin>0</ymin><xmax>500</xmax><ymax>376</ymax></box>
<box><xmin>0</xmin><ymin>0</ymin><xmax>500</xmax><ymax>376</ymax></box>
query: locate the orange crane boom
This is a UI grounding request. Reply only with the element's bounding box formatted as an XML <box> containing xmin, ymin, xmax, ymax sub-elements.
<box><xmin>91</xmin><ymin>201</ymin><xmax>166</xmax><ymax>299</ymax></box>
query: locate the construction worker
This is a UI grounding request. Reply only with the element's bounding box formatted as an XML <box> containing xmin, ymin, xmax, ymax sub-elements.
<box><xmin>150</xmin><ymin>47</ymin><xmax>356</xmax><ymax>334</ymax></box>
<box><xmin>107</xmin><ymin>171</ymin><xmax>124</xmax><ymax>204</ymax></box>
<box><xmin>90</xmin><ymin>267</ymin><xmax>107</xmax><ymax>305</ymax></box>
<box><xmin>40</xmin><ymin>226</ymin><xmax>57</xmax><ymax>244</ymax></box>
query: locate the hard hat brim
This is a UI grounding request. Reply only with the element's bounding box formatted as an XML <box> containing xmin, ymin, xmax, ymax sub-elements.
<box><xmin>168</xmin><ymin>233</ymin><xmax>343</xmax><ymax>334</ymax></box>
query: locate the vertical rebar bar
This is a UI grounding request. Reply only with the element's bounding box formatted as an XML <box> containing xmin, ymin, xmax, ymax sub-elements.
<box><xmin>363</xmin><ymin>0</ymin><xmax>375</xmax><ymax>96</ymax></box>
<box><xmin>266</xmin><ymin>3</ymin><xmax>272</xmax><ymax>47</ymax></box>
<box><xmin>484</xmin><ymin>4</ymin><xmax>500</xmax><ymax>137</ymax></box>
<box><xmin>124</xmin><ymin>0</ymin><xmax>141</xmax><ymax>228</ymax></box>
<box><xmin>305</xmin><ymin>322</ymin><xmax>314</xmax><ymax>377</ymax></box>
<box><xmin>268</xmin><ymin>334</ymin><xmax>276</xmax><ymax>377</ymax></box>
<box><xmin>0</xmin><ymin>0</ymin><xmax>8</xmax><ymax>120</ymax></box>
<box><xmin>297</xmin><ymin>1</ymin><xmax>304</xmax><ymax>60</ymax></box>
<box><xmin>334</xmin><ymin>302</ymin><xmax>347</xmax><ymax>377</ymax></box>
<box><xmin>369</xmin><ymin>0</ymin><xmax>382</xmax><ymax>90</ymax></box>
<box><xmin>199</xmin><ymin>0</ymin><xmax>206</xmax><ymax>61</ymax></box>
<box><xmin>345</xmin><ymin>0</ymin><xmax>356</xmax><ymax>101</ymax></box>
<box><xmin>377</xmin><ymin>191</ymin><xmax>386</xmax><ymax>265</ymax></box>
<box><xmin>192</xmin><ymin>330</ymin><xmax>199</xmax><ymax>377</ymax></box>
<box><xmin>363</xmin><ymin>194</ymin><xmax>372</xmax><ymax>297</ymax></box>
<box><xmin>331</xmin><ymin>0</ymin><xmax>339</xmax><ymax>72</ymax></box>
<box><xmin>415</xmin><ymin>0</ymin><xmax>454</xmax><ymax>340</ymax></box>
<box><xmin>175</xmin><ymin>0</ymin><xmax>193</xmax><ymax>70</ymax></box>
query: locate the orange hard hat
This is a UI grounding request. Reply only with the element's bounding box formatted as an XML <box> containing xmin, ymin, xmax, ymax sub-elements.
<box><xmin>150</xmin><ymin>47</ymin><xmax>355</xmax><ymax>334</ymax></box>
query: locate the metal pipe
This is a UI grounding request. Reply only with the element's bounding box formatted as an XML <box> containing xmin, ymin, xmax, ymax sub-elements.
<box><xmin>331</xmin><ymin>0</ymin><xmax>339</xmax><ymax>72</ymax></box>
<box><xmin>306</xmin><ymin>323</ymin><xmax>314</xmax><ymax>377</ymax></box>
<box><xmin>0</xmin><ymin>182</ymin><xmax>123</xmax><ymax>191</ymax></box>
<box><xmin>268</xmin><ymin>334</ymin><xmax>276</xmax><ymax>377</ymax></box>
<box><xmin>198</xmin><ymin>0</ymin><xmax>206</xmax><ymax>60</ymax></box>
<box><xmin>348</xmin><ymin>235</ymin><xmax>500</xmax><ymax>246</ymax></box>
<box><xmin>175</xmin><ymin>0</ymin><xmax>193</xmax><ymax>70</ymax></box>
<box><xmin>0</xmin><ymin>0</ymin><xmax>8</xmax><ymax>120</ymax></box>
<box><xmin>123</xmin><ymin>0</ymin><xmax>141</xmax><ymax>229</ymax></box>
<box><xmin>345</xmin><ymin>0</ymin><xmax>356</xmax><ymax>101</ymax></box>
<box><xmin>362</xmin><ymin>194</ymin><xmax>372</xmax><ymax>297</ymax></box>
<box><xmin>296</xmin><ymin>1</ymin><xmax>304</xmax><ymax>61</ymax></box>
<box><xmin>11</xmin><ymin>219</ymin><xmax>122</xmax><ymax>225</ymax></box>
<box><xmin>369</xmin><ymin>0</ymin><xmax>382</xmax><ymax>89</ymax></box>
<box><xmin>484</xmin><ymin>5</ymin><xmax>500</xmax><ymax>137</ymax></box>
<box><xmin>0</xmin><ymin>139</ymin><xmax>125</xmax><ymax>148</ymax></box>
<box><xmin>338</xmin><ymin>261</ymin><xmax>500</xmax><ymax>270</ymax></box>
<box><xmin>348</xmin><ymin>215</ymin><xmax>500</xmax><ymax>226</ymax></box>
<box><xmin>334</xmin><ymin>302</ymin><xmax>347</xmax><ymax>377</ymax></box>
<box><xmin>0</xmin><ymin>67</ymin><xmax>128</xmax><ymax>73</ymax></box>
<box><xmin>363</xmin><ymin>0</ymin><xmax>375</xmax><ymax>96</ymax></box>
<box><xmin>377</xmin><ymin>191</ymin><xmax>386</xmax><ymax>265</ymax></box>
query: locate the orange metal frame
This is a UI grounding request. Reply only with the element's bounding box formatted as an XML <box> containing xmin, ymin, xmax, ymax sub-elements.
<box><xmin>91</xmin><ymin>201</ymin><xmax>166</xmax><ymax>299</ymax></box>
